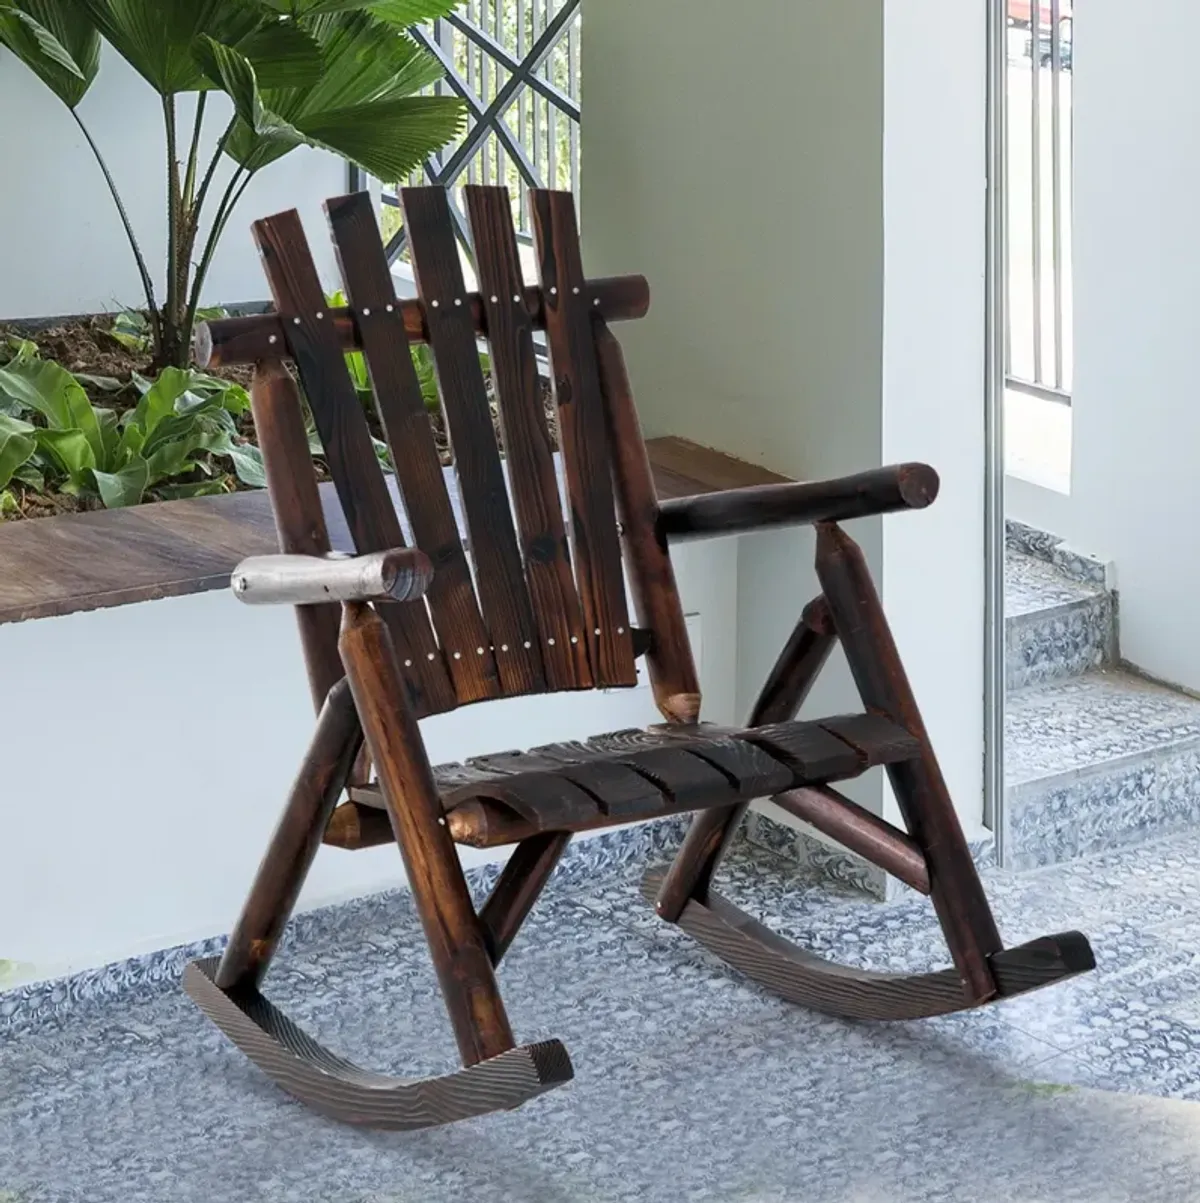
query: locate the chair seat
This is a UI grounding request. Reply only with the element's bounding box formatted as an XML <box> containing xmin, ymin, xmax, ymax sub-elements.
<box><xmin>347</xmin><ymin>714</ymin><xmax>919</xmax><ymax>847</ymax></box>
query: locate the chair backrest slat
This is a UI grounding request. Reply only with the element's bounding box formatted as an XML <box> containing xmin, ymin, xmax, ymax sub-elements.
<box><xmin>252</xmin><ymin>209</ymin><xmax>456</xmax><ymax>717</ymax></box>
<box><xmin>324</xmin><ymin>192</ymin><xmax>502</xmax><ymax>706</ymax></box>
<box><xmin>402</xmin><ymin>186</ymin><xmax>545</xmax><ymax>697</ymax></box>
<box><xmin>464</xmin><ymin>185</ymin><xmax>592</xmax><ymax>692</ymax></box>
<box><xmin>530</xmin><ymin>190</ymin><xmax>638</xmax><ymax>688</ymax></box>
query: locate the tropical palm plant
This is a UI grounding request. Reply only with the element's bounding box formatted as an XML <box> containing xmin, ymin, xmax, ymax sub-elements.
<box><xmin>0</xmin><ymin>0</ymin><xmax>465</xmax><ymax>368</ymax></box>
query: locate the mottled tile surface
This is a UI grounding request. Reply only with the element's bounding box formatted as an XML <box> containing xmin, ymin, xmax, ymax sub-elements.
<box><xmin>10</xmin><ymin>827</ymin><xmax>1200</xmax><ymax>1200</ymax></box>
<box><xmin>1003</xmin><ymin>670</ymin><xmax>1200</xmax><ymax>868</ymax></box>
<box><xmin>1006</xmin><ymin>519</ymin><xmax>1110</xmax><ymax>586</ymax></box>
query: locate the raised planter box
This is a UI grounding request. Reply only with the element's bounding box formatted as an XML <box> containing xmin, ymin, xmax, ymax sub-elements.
<box><xmin>0</xmin><ymin>438</ymin><xmax>781</xmax><ymax>988</ymax></box>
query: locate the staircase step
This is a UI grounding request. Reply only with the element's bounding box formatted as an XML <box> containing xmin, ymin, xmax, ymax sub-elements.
<box><xmin>1005</xmin><ymin>551</ymin><xmax>1115</xmax><ymax>689</ymax></box>
<box><xmin>1005</xmin><ymin>669</ymin><xmax>1200</xmax><ymax>870</ymax></box>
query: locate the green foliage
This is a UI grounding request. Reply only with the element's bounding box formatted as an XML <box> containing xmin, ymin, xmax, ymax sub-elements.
<box><xmin>0</xmin><ymin>342</ymin><xmax>263</xmax><ymax>509</ymax></box>
<box><xmin>0</xmin><ymin>0</ymin><xmax>465</xmax><ymax>368</ymax></box>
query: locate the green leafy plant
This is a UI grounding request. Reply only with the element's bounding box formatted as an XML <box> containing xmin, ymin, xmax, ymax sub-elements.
<box><xmin>0</xmin><ymin>341</ymin><xmax>264</xmax><ymax>509</ymax></box>
<box><xmin>0</xmin><ymin>1</ymin><xmax>466</xmax><ymax>369</ymax></box>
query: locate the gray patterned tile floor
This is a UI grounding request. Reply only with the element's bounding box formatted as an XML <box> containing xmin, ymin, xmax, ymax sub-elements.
<box><xmin>9</xmin><ymin>832</ymin><xmax>1200</xmax><ymax>1201</ymax></box>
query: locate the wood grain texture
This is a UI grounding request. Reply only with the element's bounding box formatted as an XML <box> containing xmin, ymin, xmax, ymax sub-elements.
<box><xmin>196</xmin><ymin>275</ymin><xmax>651</xmax><ymax>367</ymax></box>
<box><xmin>595</xmin><ymin>322</ymin><xmax>700</xmax><ymax>723</ymax></box>
<box><xmin>658</xmin><ymin>464</ymin><xmax>941</xmax><ymax>543</ymax></box>
<box><xmin>185</xmin><ymin>957</ymin><xmax>572</xmax><ymax>1130</ymax></box>
<box><xmin>339</xmin><ymin>602</ymin><xmax>513</xmax><ymax>1064</ymax></box>
<box><xmin>815</xmin><ymin>520</ymin><xmax>1004</xmax><ymax>1003</ymax></box>
<box><xmin>402</xmin><ymin>186</ymin><xmax>544</xmax><ymax>696</ymax></box>
<box><xmin>215</xmin><ymin>680</ymin><xmax>363</xmax><ymax>993</ymax></box>
<box><xmin>530</xmin><ymin>189</ymin><xmax>636</xmax><ymax>688</ymax></box>
<box><xmin>465</xmin><ymin>185</ymin><xmax>591</xmax><ymax>690</ymax></box>
<box><xmin>479</xmin><ymin>831</ymin><xmax>572</xmax><ymax>964</ymax></box>
<box><xmin>253</xmin><ymin>208</ymin><xmax>454</xmax><ymax>716</ymax></box>
<box><xmin>639</xmin><ymin>869</ymin><xmax>1095</xmax><ymax>1022</ymax></box>
<box><xmin>325</xmin><ymin>190</ymin><xmax>500</xmax><ymax>705</ymax></box>
<box><xmin>0</xmin><ymin>439</ymin><xmax>779</xmax><ymax>629</ymax></box>
<box><xmin>252</xmin><ymin>361</ymin><xmax>344</xmax><ymax>711</ymax></box>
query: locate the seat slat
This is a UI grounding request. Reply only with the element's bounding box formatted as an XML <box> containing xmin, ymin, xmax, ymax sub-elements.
<box><xmin>465</xmin><ymin>186</ymin><xmax>591</xmax><ymax>692</ymax></box>
<box><xmin>530</xmin><ymin>190</ymin><xmax>637</xmax><ymax>689</ymax></box>
<box><xmin>615</xmin><ymin>747</ymin><xmax>733</xmax><ymax>809</ymax></box>
<box><xmin>324</xmin><ymin>192</ymin><xmax>500</xmax><ymax>705</ymax></box>
<box><xmin>737</xmin><ymin>722</ymin><xmax>864</xmax><ymax>783</ymax></box>
<box><xmin>251</xmin><ymin>209</ymin><xmax>454</xmax><ymax>716</ymax></box>
<box><xmin>680</xmin><ymin>737</ymin><xmax>796</xmax><ymax>798</ymax></box>
<box><xmin>818</xmin><ymin>714</ymin><xmax>920</xmax><ymax>767</ymax></box>
<box><xmin>402</xmin><ymin>186</ymin><xmax>544</xmax><ymax>696</ymax></box>
<box><xmin>443</xmin><ymin>773</ymin><xmax>601</xmax><ymax>831</ymax></box>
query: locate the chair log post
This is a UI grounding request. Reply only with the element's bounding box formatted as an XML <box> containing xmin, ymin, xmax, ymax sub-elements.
<box><xmin>655</xmin><ymin>597</ymin><xmax>837</xmax><ymax>922</ymax></box>
<box><xmin>480</xmin><ymin>832</ymin><xmax>573</xmax><ymax>965</ymax></box>
<box><xmin>594</xmin><ymin>321</ymin><xmax>701</xmax><ymax>724</ymax></box>
<box><xmin>338</xmin><ymin>602</ymin><xmax>516</xmax><ymax>1065</ymax></box>
<box><xmin>813</xmin><ymin>521</ymin><xmax>1002</xmax><ymax>1003</ymax></box>
<box><xmin>250</xmin><ymin>362</ymin><xmax>344</xmax><ymax>712</ymax></box>
<box><xmin>215</xmin><ymin>679</ymin><xmax>363</xmax><ymax>993</ymax></box>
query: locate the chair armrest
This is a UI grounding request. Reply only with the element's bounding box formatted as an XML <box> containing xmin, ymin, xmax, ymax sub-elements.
<box><xmin>231</xmin><ymin>549</ymin><xmax>433</xmax><ymax>606</ymax></box>
<box><xmin>657</xmin><ymin>463</ymin><xmax>939</xmax><ymax>543</ymax></box>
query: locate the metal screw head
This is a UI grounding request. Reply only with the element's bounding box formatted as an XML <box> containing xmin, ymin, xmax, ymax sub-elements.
<box><xmin>571</xmin><ymin>636</ymin><xmax>578</xmax><ymax>644</ymax></box>
<box><xmin>549</xmin><ymin>286</ymin><xmax>558</xmax><ymax>295</ymax></box>
<box><xmin>454</xmin><ymin>298</ymin><xmax>463</xmax><ymax>307</ymax></box>
<box><xmin>572</xmin><ymin>286</ymin><xmax>580</xmax><ymax>295</ymax></box>
<box><xmin>490</xmin><ymin>295</ymin><xmax>498</xmax><ymax>303</ymax></box>
<box><xmin>293</xmin><ymin>317</ymin><xmax>302</xmax><ymax>325</ymax></box>
<box><xmin>404</xmin><ymin>659</ymin><xmax>412</xmax><ymax>667</ymax></box>
<box><xmin>427</xmin><ymin>652</ymin><xmax>436</xmax><ymax>661</ymax></box>
<box><xmin>431</xmin><ymin>299</ymin><xmax>440</xmax><ymax>308</ymax></box>
<box><xmin>362</xmin><ymin>307</ymin><xmax>371</xmax><ymax>316</ymax></box>
<box><xmin>513</xmin><ymin>294</ymin><xmax>521</xmax><ymax>303</ymax></box>
<box><xmin>453</xmin><ymin>651</ymin><xmax>461</xmax><ymax>659</ymax></box>
<box><xmin>476</xmin><ymin>647</ymin><xmax>484</xmax><ymax>655</ymax></box>
<box><xmin>268</xmin><ymin>335</ymin><xmax>278</xmax><ymax>345</ymax></box>
<box><xmin>548</xmin><ymin>638</ymin><xmax>556</xmax><ymax>646</ymax></box>
<box><xmin>617</xmin><ymin>627</ymin><xmax>626</xmax><ymax>635</ymax></box>
<box><xmin>594</xmin><ymin>628</ymin><xmax>601</xmax><ymax>636</ymax></box>
<box><xmin>315</xmin><ymin>311</ymin><xmax>325</xmax><ymax>320</ymax></box>
<box><xmin>386</xmin><ymin>303</ymin><xmax>395</xmax><ymax>313</ymax></box>
<box><xmin>593</xmin><ymin>298</ymin><xmax>601</xmax><ymax>307</ymax></box>
<box><xmin>523</xmin><ymin>640</ymin><xmax>532</xmax><ymax>649</ymax></box>
<box><xmin>501</xmin><ymin>644</ymin><xmax>509</xmax><ymax>652</ymax></box>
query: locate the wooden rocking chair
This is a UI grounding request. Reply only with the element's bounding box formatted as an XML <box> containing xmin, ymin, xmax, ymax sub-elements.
<box><xmin>184</xmin><ymin>185</ymin><xmax>1094</xmax><ymax>1130</ymax></box>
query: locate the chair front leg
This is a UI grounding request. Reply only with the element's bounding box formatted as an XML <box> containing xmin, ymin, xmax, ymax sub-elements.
<box><xmin>338</xmin><ymin>601</ymin><xmax>516</xmax><ymax>1066</ymax></box>
<box><xmin>654</xmin><ymin>596</ymin><xmax>837</xmax><ymax>922</ymax></box>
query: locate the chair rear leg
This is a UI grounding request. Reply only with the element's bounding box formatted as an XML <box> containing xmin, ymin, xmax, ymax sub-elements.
<box><xmin>655</xmin><ymin>597</ymin><xmax>837</xmax><ymax>921</ymax></box>
<box><xmin>814</xmin><ymin>521</ymin><xmax>1002</xmax><ymax>1003</ymax></box>
<box><xmin>216</xmin><ymin>678</ymin><xmax>363</xmax><ymax>993</ymax></box>
<box><xmin>481</xmin><ymin>832</ymin><xmax>572</xmax><ymax>965</ymax></box>
<box><xmin>338</xmin><ymin>602</ymin><xmax>515</xmax><ymax>1065</ymax></box>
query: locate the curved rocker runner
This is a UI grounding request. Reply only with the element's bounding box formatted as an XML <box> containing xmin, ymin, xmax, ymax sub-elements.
<box><xmin>186</xmin><ymin>185</ymin><xmax>1094</xmax><ymax>1131</ymax></box>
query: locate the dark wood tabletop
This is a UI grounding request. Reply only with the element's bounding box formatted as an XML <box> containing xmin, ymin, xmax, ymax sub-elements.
<box><xmin>0</xmin><ymin>437</ymin><xmax>788</xmax><ymax>627</ymax></box>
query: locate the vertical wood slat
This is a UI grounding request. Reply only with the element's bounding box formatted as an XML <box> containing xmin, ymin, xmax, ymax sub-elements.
<box><xmin>464</xmin><ymin>185</ymin><xmax>591</xmax><ymax>690</ymax></box>
<box><xmin>324</xmin><ymin>191</ymin><xmax>501</xmax><ymax>706</ymax></box>
<box><xmin>252</xmin><ymin>209</ymin><xmax>456</xmax><ymax>717</ymax></box>
<box><xmin>249</xmin><ymin>361</ymin><xmax>344</xmax><ymax>714</ymax></box>
<box><xmin>593</xmin><ymin>320</ymin><xmax>699</xmax><ymax>722</ymax></box>
<box><xmin>401</xmin><ymin>186</ymin><xmax>545</xmax><ymax>696</ymax></box>
<box><xmin>530</xmin><ymin>189</ymin><xmax>637</xmax><ymax>687</ymax></box>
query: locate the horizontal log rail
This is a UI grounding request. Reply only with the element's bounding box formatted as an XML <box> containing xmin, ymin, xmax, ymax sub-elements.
<box><xmin>657</xmin><ymin>464</ymin><xmax>940</xmax><ymax>543</ymax></box>
<box><xmin>194</xmin><ymin>274</ymin><xmax>649</xmax><ymax>368</ymax></box>
<box><xmin>772</xmin><ymin>785</ymin><xmax>930</xmax><ymax>896</ymax></box>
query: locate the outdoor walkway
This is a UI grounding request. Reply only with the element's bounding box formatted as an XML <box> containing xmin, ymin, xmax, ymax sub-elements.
<box><xmin>6</xmin><ymin>828</ymin><xmax>1200</xmax><ymax>1201</ymax></box>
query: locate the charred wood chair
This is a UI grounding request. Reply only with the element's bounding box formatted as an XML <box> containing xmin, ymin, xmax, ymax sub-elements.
<box><xmin>185</xmin><ymin>185</ymin><xmax>1095</xmax><ymax>1130</ymax></box>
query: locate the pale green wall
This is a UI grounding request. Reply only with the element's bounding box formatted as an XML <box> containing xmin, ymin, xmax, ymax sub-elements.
<box><xmin>582</xmin><ymin>0</ymin><xmax>987</xmax><ymax>832</ymax></box>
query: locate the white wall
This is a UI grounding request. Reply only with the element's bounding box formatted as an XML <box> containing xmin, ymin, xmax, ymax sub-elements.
<box><xmin>0</xmin><ymin>540</ymin><xmax>737</xmax><ymax>986</ymax></box>
<box><xmin>0</xmin><ymin>49</ymin><xmax>344</xmax><ymax>320</ymax></box>
<box><xmin>582</xmin><ymin>0</ymin><xmax>987</xmax><ymax>833</ymax></box>
<box><xmin>1006</xmin><ymin>0</ymin><xmax>1200</xmax><ymax>691</ymax></box>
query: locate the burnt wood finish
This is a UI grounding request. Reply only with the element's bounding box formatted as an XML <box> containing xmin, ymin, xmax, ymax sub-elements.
<box><xmin>253</xmin><ymin>209</ymin><xmax>454</xmax><ymax>716</ymax></box>
<box><xmin>339</xmin><ymin>602</ymin><xmax>514</xmax><ymax>1065</ymax></box>
<box><xmin>480</xmin><ymin>832</ymin><xmax>572</xmax><ymax>964</ymax></box>
<box><xmin>249</xmin><ymin>361</ymin><xmax>343</xmax><ymax>712</ymax></box>
<box><xmin>595</xmin><ymin>321</ymin><xmax>701</xmax><ymax>724</ymax></box>
<box><xmin>403</xmin><ymin>186</ymin><xmax>544</xmax><ymax>696</ymax></box>
<box><xmin>658</xmin><ymin>464</ymin><xmax>940</xmax><ymax>542</ymax></box>
<box><xmin>530</xmin><ymin>189</ymin><xmax>637</xmax><ymax>688</ymax></box>
<box><xmin>814</xmin><ymin>521</ymin><xmax>1004</xmax><ymax>1004</ymax></box>
<box><xmin>193</xmin><ymin>186</ymin><xmax>1094</xmax><ymax>1128</ymax></box>
<box><xmin>213</xmin><ymin>678</ymin><xmax>363</xmax><ymax>993</ymax></box>
<box><xmin>185</xmin><ymin>958</ymin><xmax>572</xmax><ymax>1130</ymax></box>
<box><xmin>465</xmin><ymin>185</ymin><xmax>591</xmax><ymax>691</ymax></box>
<box><xmin>325</xmin><ymin>191</ymin><xmax>499</xmax><ymax>704</ymax></box>
<box><xmin>655</xmin><ymin>596</ymin><xmax>837</xmax><ymax>922</ymax></box>
<box><xmin>772</xmin><ymin>786</ymin><xmax>931</xmax><ymax>896</ymax></box>
<box><xmin>195</xmin><ymin>275</ymin><xmax>651</xmax><ymax>369</ymax></box>
<box><xmin>638</xmin><ymin>871</ymin><xmax>1094</xmax><ymax>1022</ymax></box>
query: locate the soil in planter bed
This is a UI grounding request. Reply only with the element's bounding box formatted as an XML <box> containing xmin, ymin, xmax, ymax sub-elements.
<box><xmin>0</xmin><ymin>314</ymin><xmax>559</xmax><ymax>521</ymax></box>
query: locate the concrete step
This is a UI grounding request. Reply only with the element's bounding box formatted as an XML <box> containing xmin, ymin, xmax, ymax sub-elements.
<box><xmin>1005</xmin><ymin>550</ymin><xmax>1115</xmax><ymax>689</ymax></box>
<box><xmin>1004</xmin><ymin>668</ymin><xmax>1200</xmax><ymax>870</ymax></box>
